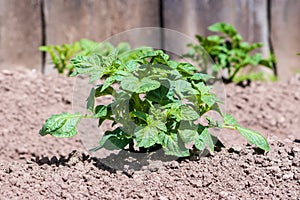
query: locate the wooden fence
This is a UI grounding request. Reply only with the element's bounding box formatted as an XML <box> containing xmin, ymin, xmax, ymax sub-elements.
<box><xmin>0</xmin><ymin>0</ymin><xmax>299</xmax><ymax>80</ymax></box>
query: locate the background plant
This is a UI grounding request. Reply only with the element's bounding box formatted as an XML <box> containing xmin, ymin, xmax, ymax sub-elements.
<box><xmin>184</xmin><ymin>22</ymin><xmax>276</xmax><ymax>83</ymax></box>
<box><xmin>39</xmin><ymin>39</ymin><xmax>130</xmax><ymax>75</ymax></box>
<box><xmin>39</xmin><ymin>48</ymin><xmax>270</xmax><ymax>158</ymax></box>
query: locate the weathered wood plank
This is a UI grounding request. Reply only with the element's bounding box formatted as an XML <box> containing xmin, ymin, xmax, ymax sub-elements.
<box><xmin>271</xmin><ymin>0</ymin><xmax>300</xmax><ymax>80</ymax></box>
<box><xmin>163</xmin><ymin>0</ymin><xmax>270</xmax><ymax>61</ymax></box>
<box><xmin>0</xmin><ymin>0</ymin><xmax>42</xmax><ymax>70</ymax></box>
<box><xmin>44</xmin><ymin>0</ymin><xmax>160</xmax><ymax>45</ymax></box>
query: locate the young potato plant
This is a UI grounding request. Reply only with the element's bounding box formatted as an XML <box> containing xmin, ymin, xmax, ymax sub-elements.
<box><xmin>39</xmin><ymin>39</ymin><xmax>130</xmax><ymax>75</ymax></box>
<box><xmin>39</xmin><ymin>48</ymin><xmax>270</xmax><ymax>158</ymax></box>
<box><xmin>184</xmin><ymin>22</ymin><xmax>276</xmax><ymax>83</ymax></box>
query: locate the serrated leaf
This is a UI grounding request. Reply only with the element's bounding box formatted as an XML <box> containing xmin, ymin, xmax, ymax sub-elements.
<box><xmin>134</xmin><ymin>125</ymin><xmax>159</xmax><ymax>148</ymax></box>
<box><xmin>39</xmin><ymin>113</ymin><xmax>82</xmax><ymax>138</ymax></box>
<box><xmin>236</xmin><ymin>126</ymin><xmax>270</xmax><ymax>151</ymax></box>
<box><xmin>159</xmin><ymin>132</ymin><xmax>189</xmax><ymax>157</ymax></box>
<box><xmin>86</xmin><ymin>88</ymin><xmax>95</xmax><ymax>112</ymax></box>
<box><xmin>71</xmin><ymin>53</ymin><xmax>118</xmax><ymax>83</ymax></box>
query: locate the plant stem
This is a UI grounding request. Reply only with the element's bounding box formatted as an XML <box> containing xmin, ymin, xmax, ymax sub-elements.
<box><xmin>222</xmin><ymin>125</ymin><xmax>236</xmax><ymax>130</ymax></box>
<box><xmin>228</xmin><ymin>65</ymin><xmax>242</xmax><ymax>82</ymax></box>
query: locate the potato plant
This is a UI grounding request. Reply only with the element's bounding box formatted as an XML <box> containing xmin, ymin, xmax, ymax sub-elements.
<box><xmin>184</xmin><ymin>22</ymin><xmax>276</xmax><ymax>83</ymax></box>
<box><xmin>39</xmin><ymin>48</ymin><xmax>270</xmax><ymax>157</ymax></box>
<box><xmin>39</xmin><ymin>39</ymin><xmax>130</xmax><ymax>75</ymax></box>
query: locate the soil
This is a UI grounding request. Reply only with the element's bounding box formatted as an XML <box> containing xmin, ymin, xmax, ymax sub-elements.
<box><xmin>0</xmin><ymin>69</ymin><xmax>299</xmax><ymax>199</ymax></box>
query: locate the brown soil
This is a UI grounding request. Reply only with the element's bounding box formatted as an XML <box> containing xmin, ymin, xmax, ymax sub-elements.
<box><xmin>0</xmin><ymin>69</ymin><xmax>299</xmax><ymax>199</ymax></box>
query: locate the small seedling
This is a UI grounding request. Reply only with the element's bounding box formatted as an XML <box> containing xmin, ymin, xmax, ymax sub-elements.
<box><xmin>184</xmin><ymin>22</ymin><xmax>276</xmax><ymax>83</ymax></box>
<box><xmin>39</xmin><ymin>39</ymin><xmax>130</xmax><ymax>75</ymax></box>
<box><xmin>39</xmin><ymin>48</ymin><xmax>270</xmax><ymax>158</ymax></box>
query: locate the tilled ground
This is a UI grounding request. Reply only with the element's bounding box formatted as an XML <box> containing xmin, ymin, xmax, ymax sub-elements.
<box><xmin>0</xmin><ymin>69</ymin><xmax>299</xmax><ymax>199</ymax></box>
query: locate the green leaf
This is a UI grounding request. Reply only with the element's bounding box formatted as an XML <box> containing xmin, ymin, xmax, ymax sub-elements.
<box><xmin>101</xmin><ymin>75</ymin><xmax>122</xmax><ymax>92</ymax></box>
<box><xmin>97</xmin><ymin>105</ymin><xmax>112</xmax><ymax>127</ymax></box>
<box><xmin>131</xmin><ymin>111</ymin><xmax>148</xmax><ymax>123</ymax></box>
<box><xmin>177</xmin><ymin>63</ymin><xmax>196</xmax><ymax>75</ymax></box>
<box><xmin>86</xmin><ymin>88</ymin><xmax>95</xmax><ymax>112</ymax></box>
<box><xmin>195</xmin><ymin>128</ymin><xmax>214</xmax><ymax>151</ymax></box>
<box><xmin>138</xmin><ymin>77</ymin><xmax>161</xmax><ymax>93</ymax></box>
<box><xmin>91</xmin><ymin>127</ymin><xmax>132</xmax><ymax>151</ymax></box>
<box><xmin>193</xmin><ymin>82</ymin><xmax>212</xmax><ymax>94</ymax></box>
<box><xmin>208</xmin><ymin>23</ymin><xmax>237</xmax><ymax>37</ymax></box>
<box><xmin>180</xmin><ymin>105</ymin><xmax>200</xmax><ymax>121</ymax></box>
<box><xmin>178</xmin><ymin>121</ymin><xmax>198</xmax><ymax>143</ymax></box>
<box><xmin>211</xmin><ymin>102</ymin><xmax>223</xmax><ymax>116</ymax></box>
<box><xmin>159</xmin><ymin>132</ymin><xmax>189</xmax><ymax>157</ymax></box>
<box><xmin>151</xmin><ymin>119</ymin><xmax>167</xmax><ymax>132</ymax></box>
<box><xmin>95</xmin><ymin>84</ymin><xmax>114</xmax><ymax>97</ymax></box>
<box><xmin>223</xmin><ymin>114</ymin><xmax>238</xmax><ymax>126</ymax></box>
<box><xmin>173</xmin><ymin>79</ymin><xmax>197</xmax><ymax>100</ymax></box>
<box><xmin>146</xmin><ymin>84</ymin><xmax>172</xmax><ymax>105</ymax></box>
<box><xmin>94</xmin><ymin>105</ymin><xmax>107</xmax><ymax>118</ymax></box>
<box><xmin>207</xmin><ymin>35</ymin><xmax>224</xmax><ymax>43</ymax></box>
<box><xmin>117</xmin><ymin>42</ymin><xmax>131</xmax><ymax>54</ymax></box>
<box><xmin>124</xmin><ymin>60</ymin><xmax>139</xmax><ymax>72</ymax></box>
<box><xmin>194</xmin><ymin>137</ymin><xmax>205</xmax><ymax>151</ymax></box>
<box><xmin>134</xmin><ymin>125</ymin><xmax>159</xmax><ymax>148</ymax></box>
<box><xmin>121</xmin><ymin>76</ymin><xmax>160</xmax><ymax>93</ymax></box>
<box><xmin>167</xmin><ymin>60</ymin><xmax>179</xmax><ymax>69</ymax></box>
<box><xmin>201</xmin><ymin>94</ymin><xmax>217</xmax><ymax>107</ymax></box>
<box><xmin>39</xmin><ymin>113</ymin><xmax>82</xmax><ymax>138</ymax></box>
<box><xmin>71</xmin><ymin>53</ymin><xmax>118</xmax><ymax>83</ymax></box>
<box><xmin>236</xmin><ymin>126</ymin><xmax>270</xmax><ymax>151</ymax></box>
<box><xmin>191</xmin><ymin>73</ymin><xmax>214</xmax><ymax>82</ymax></box>
<box><xmin>139</xmin><ymin>50</ymin><xmax>170</xmax><ymax>64</ymax></box>
<box><xmin>120</xmin><ymin>76</ymin><xmax>139</xmax><ymax>92</ymax></box>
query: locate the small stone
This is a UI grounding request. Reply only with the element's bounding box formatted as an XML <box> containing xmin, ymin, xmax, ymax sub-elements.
<box><xmin>148</xmin><ymin>161</ymin><xmax>162</xmax><ymax>172</ymax></box>
<box><xmin>283</xmin><ymin>172</ymin><xmax>294</xmax><ymax>180</ymax></box>
<box><xmin>267</xmin><ymin>166</ymin><xmax>280</xmax><ymax>173</ymax></box>
<box><xmin>159</xmin><ymin>196</ymin><xmax>168</xmax><ymax>200</ymax></box>
<box><xmin>219</xmin><ymin>191</ymin><xmax>229</xmax><ymax>198</ymax></box>
<box><xmin>168</xmin><ymin>161</ymin><xmax>179</xmax><ymax>169</ymax></box>
<box><xmin>2</xmin><ymin>70</ymin><xmax>13</xmax><ymax>75</ymax></box>
<box><xmin>294</xmin><ymin>174</ymin><xmax>299</xmax><ymax>180</ymax></box>
<box><xmin>292</xmin><ymin>147</ymin><xmax>300</xmax><ymax>153</ymax></box>
<box><xmin>278</xmin><ymin>116</ymin><xmax>285</xmax><ymax>123</ymax></box>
